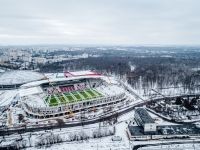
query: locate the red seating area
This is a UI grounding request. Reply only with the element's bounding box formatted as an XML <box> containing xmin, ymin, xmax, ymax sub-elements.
<box><xmin>46</xmin><ymin>83</ymin><xmax>87</xmax><ymax>94</ymax></box>
<box><xmin>59</xmin><ymin>86</ymin><xmax>75</xmax><ymax>93</ymax></box>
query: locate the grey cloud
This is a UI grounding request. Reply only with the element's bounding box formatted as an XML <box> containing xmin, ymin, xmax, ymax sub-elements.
<box><xmin>0</xmin><ymin>0</ymin><xmax>200</xmax><ymax>45</ymax></box>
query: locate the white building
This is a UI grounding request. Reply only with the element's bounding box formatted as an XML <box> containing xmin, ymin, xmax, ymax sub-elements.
<box><xmin>33</xmin><ymin>57</ymin><xmax>47</xmax><ymax>64</ymax></box>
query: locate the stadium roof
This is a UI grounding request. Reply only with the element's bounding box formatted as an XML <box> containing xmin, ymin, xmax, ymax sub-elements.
<box><xmin>21</xmin><ymin>74</ymin><xmax>103</xmax><ymax>88</ymax></box>
<box><xmin>0</xmin><ymin>70</ymin><xmax>45</xmax><ymax>85</ymax></box>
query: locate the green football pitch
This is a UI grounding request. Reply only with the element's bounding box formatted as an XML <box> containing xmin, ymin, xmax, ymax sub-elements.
<box><xmin>45</xmin><ymin>88</ymin><xmax>103</xmax><ymax>107</ymax></box>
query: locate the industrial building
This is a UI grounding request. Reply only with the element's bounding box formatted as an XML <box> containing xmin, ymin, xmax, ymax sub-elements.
<box><xmin>134</xmin><ymin>107</ymin><xmax>157</xmax><ymax>133</ymax></box>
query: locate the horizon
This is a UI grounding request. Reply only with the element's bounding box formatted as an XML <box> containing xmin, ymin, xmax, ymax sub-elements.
<box><xmin>1</xmin><ymin>43</ymin><xmax>200</xmax><ymax>48</ymax></box>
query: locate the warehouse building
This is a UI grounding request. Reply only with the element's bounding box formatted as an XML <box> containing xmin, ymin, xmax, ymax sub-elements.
<box><xmin>134</xmin><ymin>107</ymin><xmax>157</xmax><ymax>133</ymax></box>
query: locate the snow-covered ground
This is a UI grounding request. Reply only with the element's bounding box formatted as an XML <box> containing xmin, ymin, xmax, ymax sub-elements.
<box><xmin>132</xmin><ymin>82</ymin><xmax>200</xmax><ymax>100</ymax></box>
<box><xmin>96</xmin><ymin>85</ymin><xmax>125</xmax><ymax>97</ymax></box>
<box><xmin>0</xmin><ymin>109</ymin><xmax>133</xmax><ymax>150</ymax></box>
<box><xmin>138</xmin><ymin>143</ymin><xmax>200</xmax><ymax>150</ymax></box>
<box><xmin>1</xmin><ymin>103</ymin><xmax>200</xmax><ymax>150</ymax></box>
<box><xmin>25</xmin><ymin>110</ymin><xmax>135</xmax><ymax>150</ymax></box>
<box><xmin>2</xmin><ymin>71</ymin><xmax>200</xmax><ymax>149</ymax></box>
<box><xmin>27</xmin><ymin>137</ymin><xmax>130</xmax><ymax>150</ymax></box>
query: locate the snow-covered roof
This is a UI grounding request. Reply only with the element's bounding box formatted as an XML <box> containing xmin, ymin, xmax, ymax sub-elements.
<box><xmin>44</xmin><ymin>70</ymin><xmax>100</xmax><ymax>79</ymax></box>
<box><xmin>96</xmin><ymin>85</ymin><xmax>124</xmax><ymax>96</ymax></box>
<box><xmin>69</xmin><ymin>70</ymin><xmax>99</xmax><ymax>76</ymax></box>
<box><xmin>135</xmin><ymin>108</ymin><xmax>155</xmax><ymax>124</ymax></box>
<box><xmin>0</xmin><ymin>70</ymin><xmax>45</xmax><ymax>85</ymax></box>
<box><xmin>0</xmin><ymin>90</ymin><xmax>18</xmax><ymax>106</ymax></box>
<box><xmin>21</xmin><ymin>74</ymin><xmax>104</xmax><ymax>88</ymax></box>
<box><xmin>19</xmin><ymin>86</ymin><xmax>43</xmax><ymax>97</ymax></box>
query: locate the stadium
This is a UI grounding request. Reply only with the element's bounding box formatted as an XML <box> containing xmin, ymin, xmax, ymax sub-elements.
<box><xmin>17</xmin><ymin>70</ymin><xmax>132</xmax><ymax>119</ymax></box>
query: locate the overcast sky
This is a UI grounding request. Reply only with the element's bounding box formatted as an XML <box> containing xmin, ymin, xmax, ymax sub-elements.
<box><xmin>0</xmin><ymin>0</ymin><xmax>200</xmax><ymax>45</ymax></box>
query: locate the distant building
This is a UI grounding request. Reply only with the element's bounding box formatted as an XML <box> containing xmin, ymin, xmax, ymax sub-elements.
<box><xmin>33</xmin><ymin>57</ymin><xmax>47</xmax><ymax>64</ymax></box>
<box><xmin>134</xmin><ymin>107</ymin><xmax>156</xmax><ymax>133</ymax></box>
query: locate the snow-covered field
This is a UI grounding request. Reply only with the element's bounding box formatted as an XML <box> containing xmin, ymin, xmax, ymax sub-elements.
<box><xmin>0</xmin><ymin>108</ymin><xmax>134</xmax><ymax>150</ymax></box>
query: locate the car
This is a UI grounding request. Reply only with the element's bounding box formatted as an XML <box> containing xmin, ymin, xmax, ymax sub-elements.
<box><xmin>111</xmin><ymin>136</ymin><xmax>122</xmax><ymax>141</ymax></box>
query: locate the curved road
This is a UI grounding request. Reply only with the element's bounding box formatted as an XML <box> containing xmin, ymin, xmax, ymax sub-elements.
<box><xmin>0</xmin><ymin>94</ymin><xmax>199</xmax><ymax>136</ymax></box>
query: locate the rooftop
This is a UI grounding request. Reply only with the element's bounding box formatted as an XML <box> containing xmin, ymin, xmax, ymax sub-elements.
<box><xmin>135</xmin><ymin>108</ymin><xmax>154</xmax><ymax>124</ymax></box>
<box><xmin>0</xmin><ymin>70</ymin><xmax>45</xmax><ymax>85</ymax></box>
<box><xmin>128</xmin><ymin>124</ymin><xmax>200</xmax><ymax>136</ymax></box>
